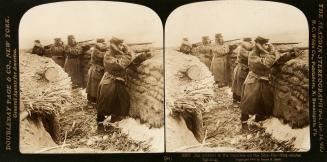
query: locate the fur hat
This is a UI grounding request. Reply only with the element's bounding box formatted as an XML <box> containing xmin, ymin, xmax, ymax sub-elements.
<box><xmin>215</xmin><ymin>33</ymin><xmax>223</xmax><ymax>38</ymax></box>
<box><xmin>67</xmin><ymin>35</ymin><xmax>75</xmax><ymax>40</ymax></box>
<box><xmin>96</xmin><ymin>38</ymin><xmax>105</xmax><ymax>43</ymax></box>
<box><xmin>255</xmin><ymin>36</ymin><xmax>269</xmax><ymax>44</ymax></box>
<box><xmin>243</xmin><ymin>37</ymin><xmax>252</xmax><ymax>42</ymax></box>
<box><xmin>202</xmin><ymin>36</ymin><xmax>209</xmax><ymax>40</ymax></box>
<box><xmin>109</xmin><ymin>37</ymin><xmax>124</xmax><ymax>44</ymax></box>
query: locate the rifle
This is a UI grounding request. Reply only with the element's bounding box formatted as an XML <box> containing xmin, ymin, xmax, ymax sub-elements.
<box><xmin>277</xmin><ymin>47</ymin><xmax>308</xmax><ymax>53</ymax></box>
<box><xmin>126</xmin><ymin>42</ymin><xmax>153</xmax><ymax>46</ymax></box>
<box><xmin>224</xmin><ymin>38</ymin><xmax>241</xmax><ymax>43</ymax></box>
<box><xmin>133</xmin><ymin>48</ymin><xmax>150</xmax><ymax>53</ymax></box>
<box><xmin>272</xmin><ymin>42</ymin><xmax>301</xmax><ymax>46</ymax></box>
<box><xmin>192</xmin><ymin>38</ymin><xmax>240</xmax><ymax>47</ymax></box>
<box><xmin>43</xmin><ymin>39</ymin><xmax>93</xmax><ymax>49</ymax></box>
<box><xmin>77</xmin><ymin>39</ymin><xmax>94</xmax><ymax>44</ymax></box>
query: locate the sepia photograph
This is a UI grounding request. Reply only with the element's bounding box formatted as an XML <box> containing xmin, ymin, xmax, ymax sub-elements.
<box><xmin>19</xmin><ymin>1</ymin><xmax>164</xmax><ymax>153</ymax></box>
<box><xmin>165</xmin><ymin>1</ymin><xmax>310</xmax><ymax>152</ymax></box>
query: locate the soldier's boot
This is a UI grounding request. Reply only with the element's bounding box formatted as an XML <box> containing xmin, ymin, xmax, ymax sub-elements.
<box><xmin>240</xmin><ymin>121</ymin><xmax>250</xmax><ymax>134</ymax></box>
<box><xmin>254</xmin><ymin>115</ymin><xmax>266</xmax><ymax>122</ymax></box>
<box><xmin>97</xmin><ymin>123</ymin><xmax>105</xmax><ymax>134</ymax></box>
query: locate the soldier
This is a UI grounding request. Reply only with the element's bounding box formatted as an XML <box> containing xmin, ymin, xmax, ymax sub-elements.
<box><xmin>210</xmin><ymin>33</ymin><xmax>230</xmax><ymax>87</ymax></box>
<box><xmin>240</xmin><ymin>36</ymin><xmax>302</xmax><ymax>131</ymax></box>
<box><xmin>197</xmin><ymin>36</ymin><xmax>212</xmax><ymax>68</ymax></box>
<box><xmin>232</xmin><ymin>38</ymin><xmax>253</xmax><ymax>102</ymax></box>
<box><xmin>85</xmin><ymin>39</ymin><xmax>107</xmax><ymax>105</ymax></box>
<box><xmin>179</xmin><ymin>37</ymin><xmax>192</xmax><ymax>54</ymax></box>
<box><xmin>50</xmin><ymin>38</ymin><xmax>65</xmax><ymax>68</ymax></box>
<box><xmin>64</xmin><ymin>35</ymin><xmax>83</xmax><ymax>88</ymax></box>
<box><xmin>96</xmin><ymin>37</ymin><xmax>132</xmax><ymax>131</ymax></box>
<box><xmin>32</xmin><ymin>40</ymin><xmax>44</xmax><ymax>56</ymax></box>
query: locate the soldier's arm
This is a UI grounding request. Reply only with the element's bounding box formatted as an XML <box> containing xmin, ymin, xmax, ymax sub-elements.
<box><xmin>239</xmin><ymin>47</ymin><xmax>250</xmax><ymax>59</ymax></box>
<box><xmin>274</xmin><ymin>48</ymin><xmax>302</xmax><ymax>65</ymax></box>
<box><xmin>103</xmin><ymin>51</ymin><xmax>123</xmax><ymax>72</ymax></box>
<box><xmin>248</xmin><ymin>50</ymin><xmax>276</xmax><ymax>69</ymax></box>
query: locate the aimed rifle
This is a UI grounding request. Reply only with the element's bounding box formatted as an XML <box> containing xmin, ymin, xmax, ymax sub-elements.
<box><xmin>126</xmin><ymin>42</ymin><xmax>153</xmax><ymax>46</ymax></box>
<box><xmin>277</xmin><ymin>47</ymin><xmax>308</xmax><ymax>53</ymax></box>
<box><xmin>134</xmin><ymin>48</ymin><xmax>150</xmax><ymax>53</ymax></box>
<box><xmin>43</xmin><ymin>39</ymin><xmax>94</xmax><ymax>49</ymax></box>
<box><xmin>77</xmin><ymin>39</ymin><xmax>94</xmax><ymax>44</ymax></box>
<box><xmin>192</xmin><ymin>38</ymin><xmax>241</xmax><ymax>47</ymax></box>
<box><xmin>224</xmin><ymin>38</ymin><xmax>241</xmax><ymax>43</ymax></box>
<box><xmin>272</xmin><ymin>42</ymin><xmax>301</xmax><ymax>46</ymax></box>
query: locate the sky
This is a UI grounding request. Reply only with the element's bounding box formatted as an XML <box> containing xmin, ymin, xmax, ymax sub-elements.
<box><xmin>19</xmin><ymin>1</ymin><xmax>163</xmax><ymax>49</ymax></box>
<box><xmin>165</xmin><ymin>0</ymin><xmax>309</xmax><ymax>47</ymax></box>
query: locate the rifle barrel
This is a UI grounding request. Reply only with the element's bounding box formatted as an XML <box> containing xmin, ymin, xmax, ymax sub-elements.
<box><xmin>272</xmin><ymin>42</ymin><xmax>301</xmax><ymax>45</ymax></box>
<box><xmin>278</xmin><ymin>47</ymin><xmax>308</xmax><ymax>53</ymax></box>
<box><xmin>224</xmin><ymin>38</ymin><xmax>241</xmax><ymax>43</ymax></box>
<box><xmin>127</xmin><ymin>42</ymin><xmax>153</xmax><ymax>46</ymax></box>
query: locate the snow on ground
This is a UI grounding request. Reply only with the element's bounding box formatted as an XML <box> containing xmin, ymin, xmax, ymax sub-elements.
<box><xmin>262</xmin><ymin>118</ymin><xmax>310</xmax><ymax>151</ymax></box>
<box><xmin>117</xmin><ymin>118</ymin><xmax>164</xmax><ymax>152</ymax></box>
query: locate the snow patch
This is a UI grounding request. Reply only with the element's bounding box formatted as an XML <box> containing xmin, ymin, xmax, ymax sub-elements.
<box><xmin>263</xmin><ymin>118</ymin><xmax>310</xmax><ymax>151</ymax></box>
<box><xmin>117</xmin><ymin>118</ymin><xmax>164</xmax><ymax>152</ymax></box>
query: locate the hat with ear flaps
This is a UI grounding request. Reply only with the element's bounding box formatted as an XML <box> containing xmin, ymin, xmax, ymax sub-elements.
<box><xmin>215</xmin><ymin>33</ymin><xmax>223</xmax><ymax>38</ymax></box>
<box><xmin>109</xmin><ymin>37</ymin><xmax>124</xmax><ymax>44</ymax></box>
<box><xmin>202</xmin><ymin>36</ymin><xmax>209</xmax><ymax>40</ymax></box>
<box><xmin>67</xmin><ymin>35</ymin><xmax>75</xmax><ymax>41</ymax></box>
<box><xmin>255</xmin><ymin>36</ymin><xmax>269</xmax><ymax>44</ymax></box>
<box><xmin>96</xmin><ymin>38</ymin><xmax>105</xmax><ymax>43</ymax></box>
<box><xmin>243</xmin><ymin>37</ymin><xmax>252</xmax><ymax>42</ymax></box>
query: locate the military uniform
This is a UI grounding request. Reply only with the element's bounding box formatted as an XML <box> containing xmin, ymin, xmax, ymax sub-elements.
<box><xmin>232</xmin><ymin>38</ymin><xmax>253</xmax><ymax>101</ymax></box>
<box><xmin>51</xmin><ymin>38</ymin><xmax>65</xmax><ymax>68</ymax></box>
<box><xmin>64</xmin><ymin>35</ymin><xmax>83</xmax><ymax>87</ymax></box>
<box><xmin>80</xmin><ymin>45</ymin><xmax>93</xmax><ymax>87</ymax></box>
<box><xmin>179</xmin><ymin>38</ymin><xmax>192</xmax><ymax>54</ymax></box>
<box><xmin>240</xmin><ymin>37</ymin><xmax>277</xmax><ymax>123</ymax></box>
<box><xmin>32</xmin><ymin>40</ymin><xmax>44</xmax><ymax>56</ymax></box>
<box><xmin>96</xmin><ymin>37</ymin><xmax>132</xmax><ymax>125</ymax></box>
<box><xmin>210</xmin><ymin>34</ymin><xmax>230</xmax><ymax>86</ymax></box>
<box><xmin>197</xmin><ymin>36</ymin><xmax>212</xmax><ymax>68</ymax></box>
<box><xmin>86</xmin><ymin>40</ymin><xmax>106</xmax><ymax>103</ymax></box>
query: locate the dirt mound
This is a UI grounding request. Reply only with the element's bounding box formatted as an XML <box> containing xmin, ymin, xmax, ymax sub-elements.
<box><xmin>20</xmin><ymin>118</ymin><xmax>57</xmax><ymax>153</ymax></box>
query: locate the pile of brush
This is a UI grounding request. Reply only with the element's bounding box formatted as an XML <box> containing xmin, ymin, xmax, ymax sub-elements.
<box><xmin>20</xmin><ymin>53</ymin><xmax>87</xmax><ymax>143</ymax></box>
<box><xmin>126</xmin><ymin>50</ymin><xmax>164</xmax><ymax>128</ymax></box>
<box><xmin>166</xmin><ymin>49</ymin><xmax>215</xmax><ymax>141</ymax></box>
<box><xmin>270</xmin><ymin>48</ymin><xmax>309</xmax><ymax>128</ymax></box>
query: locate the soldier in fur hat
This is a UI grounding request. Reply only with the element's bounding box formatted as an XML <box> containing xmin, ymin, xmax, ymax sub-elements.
<box><xmin>196</xmin><ymin>36</ymin><xmax>212</xmax><ymax>68</ymax></box>
<box><xmin>179</xmin><ymin>37</ymin><xmax>192</xmax><ymax>54</ymax></box>
<box><xmin>64</xmin><ymin>35</ymin><xmax>83</xmax><ymax>88</ymax></box>
<box><xmin>210</xmin><ymin>33</ymin><xmax>230</xmax><ymax>87</ymax></box>
<box><xmin>50</xmin><ymin>38</ymin><xmax>65</xmax><ymax>68</ymax></box>
<box><xmin>85</xmin><ymin>38</ymin><xmax>107</xmax><ymax>105</ymax></box>
<box><xmin>232</xmin><ymin>37</ymin><xmax>253</xmax><ymax>102</ymax></box>
<box><xmin>32</xmin><ymin>40</ymin><xmax>44</xmax><ymax>56</ymax></box>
